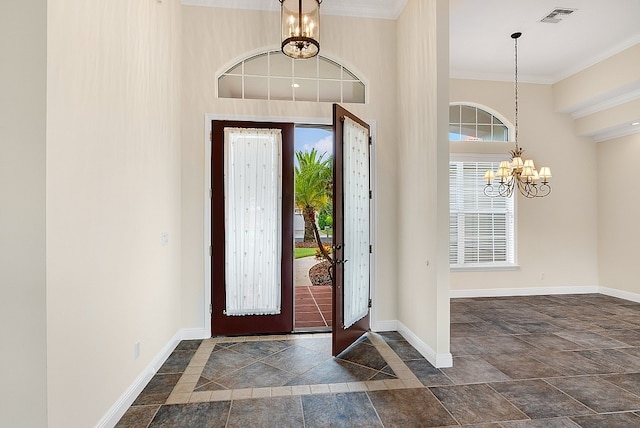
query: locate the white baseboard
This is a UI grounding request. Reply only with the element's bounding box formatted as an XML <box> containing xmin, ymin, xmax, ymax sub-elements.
<box><xmin>180</xmin><ymin>327</ymin><xmax>210</xmax><ymax>340</ymax></box>
<box><xmin>96</xmin><ymin>328</ymin><xmax>210</xmax><ymax>428</ymax></box>
<box><xmin>396</xmin><ymin>321</ymin><xmax>453</xmax><ymax>368</ymax></box>
<box><xmin>371</xmin><ymin>319</ymin><xmax>398</xmax><ymax>332</ymax></box>
<box><xmin>599</xmin><ymin>286</ymin><xmax>640</xmax><ymax>303</ymax></box>
<box><xmin>450</xmin><ymin>285</ymin><xmax>599</xmax><ymax>299</ymax></box>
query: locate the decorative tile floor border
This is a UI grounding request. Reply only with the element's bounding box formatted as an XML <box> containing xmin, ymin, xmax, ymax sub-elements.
<box><xmin>166</xmin><ymin>332</ymin><xmax>423</xmax><ymax>404</ymax></box>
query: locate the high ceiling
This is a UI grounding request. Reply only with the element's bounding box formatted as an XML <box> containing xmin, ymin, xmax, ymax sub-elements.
<box><xmin>185</xmin><ymin>0</ymin><xmax>640</xmax><ymax>84</ymax></box>
<box><xmin>450</xmin><ymin>0</ymin><xmax>640</xmax><ymax>84</ymax></box>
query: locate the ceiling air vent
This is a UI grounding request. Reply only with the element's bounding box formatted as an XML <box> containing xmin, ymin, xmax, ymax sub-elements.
<box><xmin>540</xmin><ymin>8</ymin><xmax>576</xmax><ymax>23</ymax></box>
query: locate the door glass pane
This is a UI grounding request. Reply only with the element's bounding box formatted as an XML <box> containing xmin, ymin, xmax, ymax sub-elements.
<box><xmin>342</xmin><ymin>117</ymin><xmax>369</xmax><ymax>328</ymax></box>
<box><xmin>224</xmin><ymin>128</ymin><xmax>282</xmax><ymax>316</ymax></box>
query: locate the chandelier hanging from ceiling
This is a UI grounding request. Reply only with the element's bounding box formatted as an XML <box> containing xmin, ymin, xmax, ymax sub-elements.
<box><xmin>484</xmin><ymin>32</ymin><xmax>552</xmax><ymax>199</ymax></box>
<box><xmin>279</xmin><ymin>0</ymin><xmax>322</xmax><ymax>59</ymax></box>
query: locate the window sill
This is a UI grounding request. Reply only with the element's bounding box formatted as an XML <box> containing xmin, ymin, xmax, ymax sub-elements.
<box><xmin>450</xmin><ymin>264</ymin><xmax>520</xmax><ymax>273</ymax></box>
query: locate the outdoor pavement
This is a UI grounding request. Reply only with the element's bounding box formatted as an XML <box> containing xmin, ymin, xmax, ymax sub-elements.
<box><xmin>294</xmin><ymin>256</ymin><xmax>319</xmax><ymax>286</ymax></box>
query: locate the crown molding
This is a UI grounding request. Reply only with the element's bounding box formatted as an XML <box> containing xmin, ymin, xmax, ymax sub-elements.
<box><xmin>449</xmin><ymin>70</ymin><xmax>554</xmax><ymax>85</ymax></box>
<box><xmin>593</xmin><ymin>125</ymin><xmax>640</xmax><ymax>143</ymax></box>
<box><xmin>551</xmin><ymin>36</ymin><xmax>640</xmax><ymax>84</ymax></box>
<box><xmin>452</xmin><ymin>38</ymin><xmax>640</xmax><ymax>86</ymax></box>
<box><xmin>181</xmin><ymin>0</ymin><xmax>278</xmax><ymax>12</ymax></box>
<box><xmin>571</xmin><ymin>88</ymin><xmax>640</xmax><ymax>119</ymax></box>
<box><xmin>181</xmin><ymin>0</ymin><xmax>408</xmax><ymax>20</ymax></box>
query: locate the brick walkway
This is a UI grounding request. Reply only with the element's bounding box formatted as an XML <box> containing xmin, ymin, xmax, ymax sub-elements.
<box><xmin>294</xmin><ymin>285</ymin><xmax>332</xmax><ymax>329</ymax></box>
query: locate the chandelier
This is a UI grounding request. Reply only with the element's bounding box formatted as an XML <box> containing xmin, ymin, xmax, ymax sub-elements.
<box><xmin>279</xmin><ymin>0</ymin><xmax>322</xmax><ymax>59</ymax></box>
<box><xmin>484</xmin><ymin>32</ymin><xmax>552</xmax><ymax>199</ymax></box>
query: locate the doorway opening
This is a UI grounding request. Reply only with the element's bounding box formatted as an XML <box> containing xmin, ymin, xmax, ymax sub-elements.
<box><xmin>209</xmin><ymin>105</ymin><xmax>371</xmax><ymax>356</ymax></box>
<box><xmin>293</xmin><ymin>125</ymin><xmax>333</xmax><ymax>332</ymax></box>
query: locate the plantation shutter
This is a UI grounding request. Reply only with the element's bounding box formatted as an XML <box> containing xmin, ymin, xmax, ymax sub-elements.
<box><xmin>449</xmin><ymin>160</ymin><xmax>515</xmax><ymax>267</ymax></box>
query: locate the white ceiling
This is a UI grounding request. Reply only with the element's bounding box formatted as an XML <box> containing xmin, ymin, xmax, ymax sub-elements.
<box><xmin>184</xmin><ymin>0</ymin><xmax>640</xmax><ymax>84</ymax></box>
<box><xmin>450</xmin><ymin>0</ymin><xmax>640</xmax><ymax>84</ymax></box>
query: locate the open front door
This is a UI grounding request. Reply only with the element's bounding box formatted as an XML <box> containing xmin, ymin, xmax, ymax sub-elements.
<box><xmin>332</xmin><ymin>104</ymin><xmax>371</xmax><ymax>356</ymax></box>
<box><xmin>211</xmin><ymin>121</ymin><xmax>294</xmax><ymax>336</ymax></box>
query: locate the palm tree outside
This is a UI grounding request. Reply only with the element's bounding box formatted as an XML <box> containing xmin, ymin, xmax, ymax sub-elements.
<box><xmin>295</xmin><ymin>148</ymin><xmax>333</xmax><ymax>262</ymax></box>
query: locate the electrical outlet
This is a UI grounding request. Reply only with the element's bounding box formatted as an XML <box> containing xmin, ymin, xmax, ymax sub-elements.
<box><xmin>161</xmin><ymin>232</ymin><xmax>169</xmax><ymax>246</ymax></box>
<box><xmin>540</xmin><ymin>272</ymin><xmax>545</xmax><ymax>280</ymax></box>
<box><xmin>134</xmin><ymin>341</ymin><xmax>141</xmax><ymax>359</ymax></box>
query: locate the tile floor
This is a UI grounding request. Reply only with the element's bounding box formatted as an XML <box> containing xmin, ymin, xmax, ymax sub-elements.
<box><xmin>295</xmin><ymin>285</ymin><xmax>332</xmax><ymax>330</ymax></box>
<box><xmin>117</xmin><ymin>294</ymin><xmax>640</xmax><ymax>427</ymax></box>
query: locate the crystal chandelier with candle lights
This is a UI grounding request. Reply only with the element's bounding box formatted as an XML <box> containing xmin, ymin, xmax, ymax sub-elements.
<box><xmin>280</xmin><ymin>0</ymin><xmax>322</xmax><ymax>59</ymax></box>
<box><xmin>484</xmin><ymin>32</ymin><xmax>552</xmax><ymax>199</ymax></box>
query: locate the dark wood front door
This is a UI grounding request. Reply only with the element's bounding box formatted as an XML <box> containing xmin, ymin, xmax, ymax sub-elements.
<box><xmin>332</xmin><ymin>105</ymin><xmax>371</xmax><ymax>356</ymax></box>
<box><xmin>211</xmin><ymin>121</ymin><xmax>294</xmax><ymax>336</ymax></box>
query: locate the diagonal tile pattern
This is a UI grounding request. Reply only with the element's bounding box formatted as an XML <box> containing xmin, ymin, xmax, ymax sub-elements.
<box><xmin>118</xmin><ymin>294</ymin><xmax>640</xmax><ymax>427</ymax></box>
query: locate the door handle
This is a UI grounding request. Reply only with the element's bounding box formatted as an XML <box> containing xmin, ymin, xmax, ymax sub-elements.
<box><xmin>327</xmin><ymin>258</ymin><xmax>348</xmax><ymax>282</ymax></box>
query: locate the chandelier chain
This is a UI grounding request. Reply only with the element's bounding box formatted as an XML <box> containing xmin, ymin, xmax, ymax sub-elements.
<box><xmin>482</xmin><ymin>31</ymin><xmax>552</xmax><ymax>199</ymax></box>
<box><xmin>514</xmin><ymin>35</ymin><xmax>519</xmax><ymax>150</ymax></box>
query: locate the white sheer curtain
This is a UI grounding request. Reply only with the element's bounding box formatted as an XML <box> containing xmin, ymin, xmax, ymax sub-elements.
<box><xmin>343</xmin><ymin>117</ymin><xmax>370</xmax><ymax>328</ymax></box>
<box><xmin>224</xmin><ymin>128</ymin><xmax>282</xmax><ymax>316</ymax></box>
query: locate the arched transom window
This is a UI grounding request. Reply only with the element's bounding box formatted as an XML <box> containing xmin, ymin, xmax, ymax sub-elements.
<box><xmin>449</xmin><ymin>103</ymin><xmax>510</xmax><ymax>142</ymax></box>
<box><xmin>218</xmin><ymin>51</ymin><xmax>365</xmax><ymax>103</ymax></box>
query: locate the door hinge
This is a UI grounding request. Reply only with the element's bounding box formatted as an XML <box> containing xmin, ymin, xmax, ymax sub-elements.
<box><xmin>209</xmin><ymin>304</ymin><xmax>212</xmax><ymax>314</ymax></box>
<box><xmin>209</xmin><ymin>188</ymin><xmax>213</xmax><ymax>199</ymax></box>
<box><xmin>209</xmin><ymin>245</ymin><xmax>212</xmax><ymax>256</ymax></box>
<box><xmin>369</xmin><ymin>190</ymin><xmax>373</xmax><ymax>199</ymax></box>
<box><xmin>369</xmin><ymin>245</ymin><xmax>373</xmax><ymax>254</ymax></box>
<box><xmin>368</xmin><ymin>298</ymin><xmax>372</xmax><ymax>308</ymax></box>
<box><xmin>369</xmin><ymin>136</ymin><xmax>372</xmax><ymax>145</ymax></box>
<box><xmin>209</xmin><ymin>130</ymin><xmax>212</xmax><ymax>142</ymax></box>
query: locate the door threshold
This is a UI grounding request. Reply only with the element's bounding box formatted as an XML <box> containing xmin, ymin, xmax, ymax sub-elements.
<box><xmin>293</xmin><ymin>326</ymin><xmax>331</xmax><ymax>334</ymax></box>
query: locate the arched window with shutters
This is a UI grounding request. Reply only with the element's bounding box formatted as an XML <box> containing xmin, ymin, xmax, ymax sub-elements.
<box><xmin>449</xmin><ymin>103</ymin><xmax>517</xmax><ymax>270</ymax></box>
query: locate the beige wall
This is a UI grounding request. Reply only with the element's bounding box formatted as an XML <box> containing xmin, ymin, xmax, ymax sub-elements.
<box><xmin>553</xmin><ymin>44</ymin><xmax>640</xmax><ymax>143</ymax></box>
<box><xmin>554</xmin><ymin>44</ymin><xmax>640</xmax><ymax>113</ymax></box>
<box><xmin>180</xmin><ymin>7</ymin><xmax>399</xmax><ymax>330</ymax></box>
<box><xmin>598</xmin><ymin>133</ymin><xmax>640</xmax><ymax>295</ymax></box>
<box><xmin>0</xmin><ymin>1</ymin><xmax>48</xmax><ymax>426</ymax></box>
<box><xmin>46</xmin><ymin>1</ymin><xmax>182</xmax><ymax>426</ymax></box>
<box><xmin>8</xmin><ymin>1</ymin><xmax>636</xmax><ymax>423</ymax></box>
<box><xmin>449</xmin><ymin>79</ymin><xmax>599</xmax><ymax>293</ymax></box>
<box><xmin>396</xmin><ymin>0</ymin><xmax>450</xmax><ymax>363</ymax></box>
